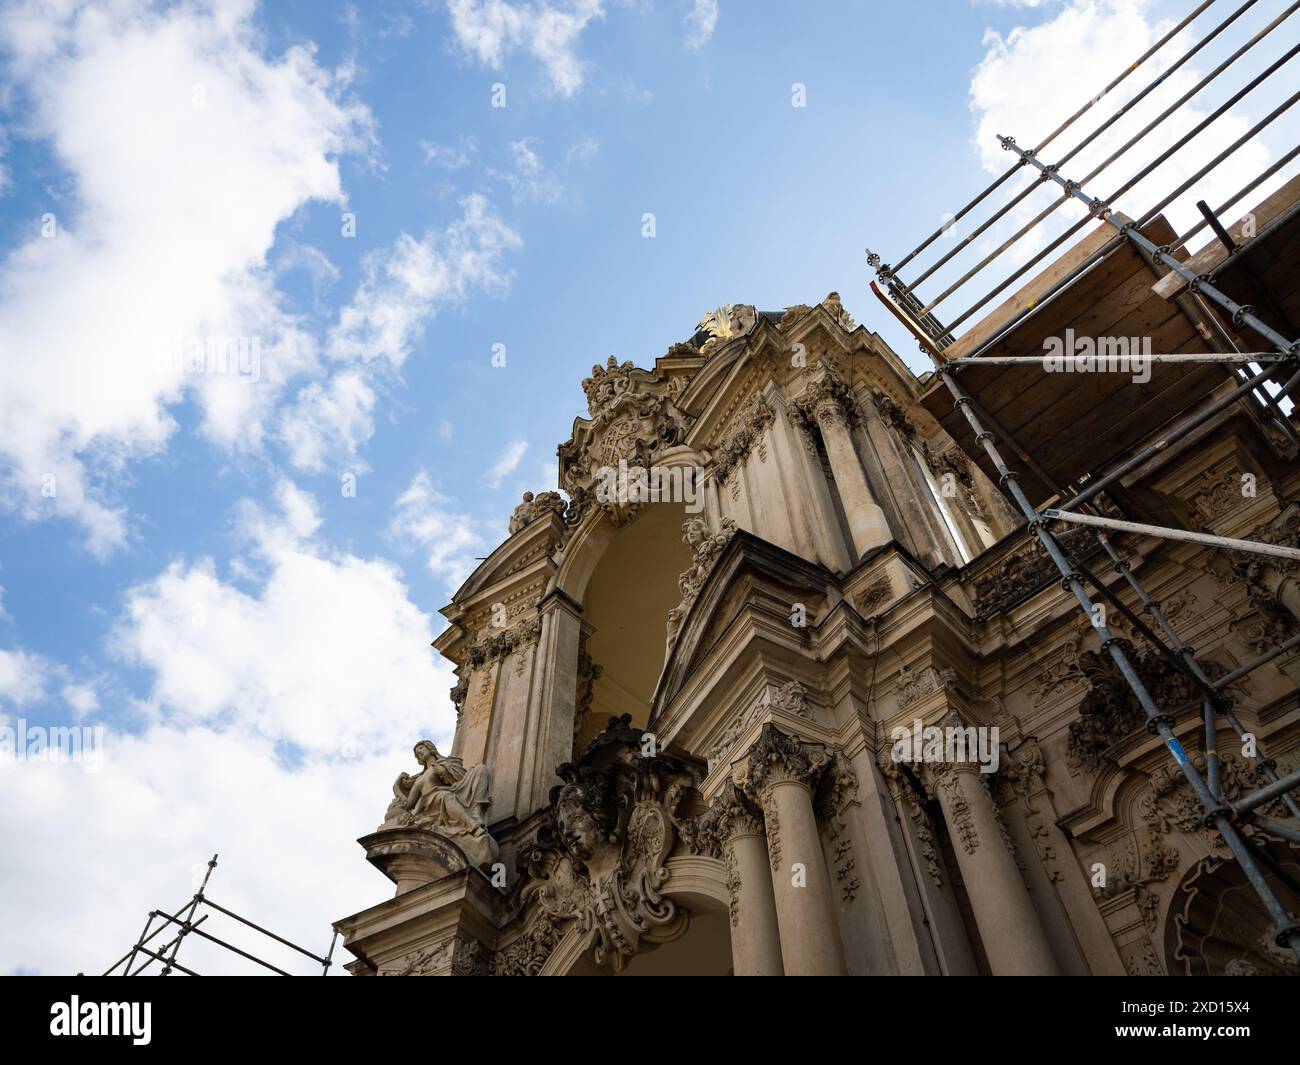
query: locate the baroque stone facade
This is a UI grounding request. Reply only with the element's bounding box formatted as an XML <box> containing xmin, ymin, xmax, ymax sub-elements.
<box><xmin>333</xmin><ymin>291</ymin><xmax>1300</xmax><ymax>978</ymax></box>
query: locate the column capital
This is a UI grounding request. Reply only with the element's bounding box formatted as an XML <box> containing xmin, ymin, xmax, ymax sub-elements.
<box><xmin>742</xmin><ymin>723</ymin><xmax>833</xmax><ymax>798</ymax></box>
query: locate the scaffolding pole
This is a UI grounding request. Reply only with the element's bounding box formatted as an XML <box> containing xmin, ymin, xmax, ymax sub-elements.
<box><xmin>106</xmin><ymin>855</ymin><xmax>337</xmax><ymax>976</ymax></box>
<box><xmin>1041</xmin><ymin>508</ymin><xmax>1300</xmax><ymax>563</ymax></box>
<box><xmin>870</xmin><ymin>275</ymin><xmax>1300</xmax><ymax>963</ymax></box>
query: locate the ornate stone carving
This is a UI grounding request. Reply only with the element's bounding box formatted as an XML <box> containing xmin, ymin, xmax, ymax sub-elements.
<box><xmin>817</xmin><ymin>752</ymin><xmax>861</xmax><ymax>902</ymax></box>
<box><xmin>855</xmin><ymin>575</ymin><xmax>893</xmax><ymax>615</ymax></box>
<box><xmin>708</xmin><ymin>680</ymin><xmax>815</xmax><ymax>767</ymax></box>
<box><xmin>670</xmin><ymin>780</ymin><xmax>763</xmax><ymax>860</ymax></box>
<box><xmin>450</xmin><ymin>675</ymin><xmax>469</xmax><ymax>720</ymax></box>
<box><xmin>931</xmin><ymin>765</ymin><xmax>979</xmax><ymax>855</ymax></box>
<box><xmin>790</xmin><ymin>372</ymin><xmax>863</xmax><ymax>438</ymax></box>
<box><xmin>743</xmin><ymin>723</ymin><xmax>833</xmax><ymax>796</ymax></box>
<box><xmin>972</xmin><ymin>524</ymin><xmax>1102</xmax><ymax>618</ymax></box>
<box><xmin>869</xmin><ymin>389</ymin><xmax>916</xmax><ymax>442</ymax></box>
<box><xmin>895</xmin><ymin>664</ymin><xmax>956</xmax><ymax>710</ymax></box>
<box><xmin>777</xmin><ymin>304</ymin><xmax>812</xmax><ymax>330</ymax></box>
<box><xmin>380</xmin><ymin>740</ymin><xmax>500</xmax><ymax>870</ymax></box>
<box><xmin>513</xmin><ymin>715</ymin><xmax>694</xmax><ymax>972</ymax></box>
<box><xmin>713</xmin><ymin>393</ymin><xmax>774</xmax><ymax>487</ymax></box>
<box><xmin>559</xmin><ymin>356</ymin><xmax>694</xmax><ymax>527</ymax></box>
<box><xmin>666</xmin><ymin>516</ymin><xmax>739</xmax><ymax>649</ymax></box>
<box><xmin>490</xmin><ymin>914</ymin><xmax>561</xmax><ymax>977</ymax></box>
<box><xmin>1029</xmin><ymin>636</ymin><xmax>1085</xmax><ymax>707</ymax></box>
<box><xmin>571</xmin><ymin>649</ymin><xmax>602</xmax><ymax>758</ymax></box>
<box><xmin>1225</xmin><ymin>506</ymin><xmax>1300</xmax><ymax>655</ymax></box>
<box><xmin>1188</xmin><ymin>465</ymin><xmax>1251</xmax><ymax>527</ymax></box>
<box><xmin>466</xmin><ymin>616</ymin><xmax>542</xmax><ymax>669</ymax></box>
<box><xmin>880</xmin><ymin>758</ymin><xmax>943</xmax><ymax>887</ymax></box>
<box><xmin>508</xmin><ymin>490</ymin><xmax>566</xmax><ymax>534</ymax></box>
<box><xmin>1066</xmin><ymin>649</ymin><xmax>1232</xmax><ymax>771</ymax></box>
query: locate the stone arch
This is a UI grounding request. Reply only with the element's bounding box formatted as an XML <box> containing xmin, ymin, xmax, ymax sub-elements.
<box><xmin>1164</xmin><ymin>839</ymin><xmax>1300</xmax><ymax>975</ymax></box>
<box><xmin>553</xmin><ymin>497</ymin><xmax>703</xmax><ymax>745</ymax></box>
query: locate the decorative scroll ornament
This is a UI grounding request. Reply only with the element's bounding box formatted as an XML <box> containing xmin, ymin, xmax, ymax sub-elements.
<box><xmin>512</xmin><ymin>715</ymin><xmax>696</xmax><ymax>972</ymax></box>
<box><xmin>380</xmin><ymin>741</ymin><xmax>500</xmax><ymax>870</ymax></box>
<box><xmin>1225</xmin><ymin>505</ymin><xmax>1300</xmax><ymax>655</ymax></box>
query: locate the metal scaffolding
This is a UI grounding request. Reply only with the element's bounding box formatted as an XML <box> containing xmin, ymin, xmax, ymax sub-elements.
<box><xmin>101</xmin><ymin>855</ymin><xmax>338</xmax><ymax>976</ymax></box>
<box><xmin>867</xmin><ymin>0</ymin><xmax>1300</xmax><ymax>964</ymax></box>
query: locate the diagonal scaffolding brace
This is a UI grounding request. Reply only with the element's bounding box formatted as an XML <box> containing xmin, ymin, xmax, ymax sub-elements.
<box><xmin>103</xmin><ymin>854</ymin><xmax>339</xmax><ymax>977</ymax></box>
<box><xmin>871</xmin><ymin>265</ymin><xmax>1300</xmax><ymax>962</ymax></box>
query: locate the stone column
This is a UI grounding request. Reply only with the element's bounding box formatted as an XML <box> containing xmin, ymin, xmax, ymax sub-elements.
<box><xmin>810</xmin><ymin>383</ymin><xmax>891</xmax><ymax>557</ymax></box>
<box><xmin>715</xmin><ymin>787</ymin><xmax>783</xmax><ymax>976</ymax></box>
<box><xmin>744</xmin><ymin>725</ymin><xmax>847</xmax><ymax>975</ymax></box>
<box><xmin>925</xmin><ymin>761</ymin><xmax>1059</xmax><ymax>975</ymax></box>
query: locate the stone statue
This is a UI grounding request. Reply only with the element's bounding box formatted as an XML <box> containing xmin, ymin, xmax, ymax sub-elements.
<box><xmin>382</xmin><ymin>740</ymin><xmax>499</xmax><ymax>869</ymax></box>
<box><xmin>508</xmin><ymin>490</ymin><xmax>565</xmax><ymax>534</ymax></box>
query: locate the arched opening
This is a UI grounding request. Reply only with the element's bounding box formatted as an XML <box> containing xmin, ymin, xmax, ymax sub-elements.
<box><xmin>1165</xmin><ymin>840</ymin><xmax>1300</xmax><ymax>976</ymax></box>
<box><xmin>552</xmin><ymin>872</ymin><xmax>736</xmax><ymax>976</ymax></box>
<box><xmin>576</xmin><ymin>502</ymin><xmax>692</xmax><ymax>749</ymax></box>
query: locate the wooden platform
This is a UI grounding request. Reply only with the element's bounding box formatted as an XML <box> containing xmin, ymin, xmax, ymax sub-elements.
<box><xmin>916</xmin><ymin>183</ymin><xmax>1300</xmax><ymax>505</ymax></box>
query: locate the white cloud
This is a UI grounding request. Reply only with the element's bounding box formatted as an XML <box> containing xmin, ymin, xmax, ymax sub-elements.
<box><xmin>421</xmin><ymin>135</ymin><xmax>477</xmax><ymax>169</ymax></box>
<box><xmin>60</xmin><ymin>682</ymin><xmax>100</xmax><ymax>719</ymax></box>
<box><xmin>112</xmin><ymin>480</ymin><xmax>454</xmax><ymax>758</ymax></box>
<box><xmin>565</xmin><ymin>136</ymin><xmax>599</xmax><ymax>165</ymax></box>
<box><xmin>0</xmin><ymin>0</ymin><xmax>370</xmax><ymax>556</ymax></box>
<box><xmin>279</xmin><ymin>368</ymin><xmax>377</xmax><ymax>474</ymax></box>
<box><xmin>444</xmin><ymin>0</ymin><xmax>604</xmax><ymax>96</ymax></box>
<box><xmin>0</xmin><ymin>723</ymin><xmax>410</xmax><ymax>975</ymax></box>
<box><xmin>279</xmin><ymin>195</ymin><xmax>520</xmax><ymax>471</ymax></box>
<box><xmin>0</xmin><ymin>480</ymin><xmax>463</xmax><ymax>974</ymax></box>
<box><xmin>389</xmin><ymin>471</ymin><xmax>484</xmax><ymax>591</ymax></box>
<box><xmin>0</xmin><ymin>648</ymin><xmax>47</xmax><ymax>706</ymax></box>
<box><xmin>495</xmin><ymin>137</ymin><xmax>563</xmax><ymax>204</ymax></box>
<box><xmin>683</xmin><ymin>0</ymin><xmax>717</xmax><ymax>49</ymax></box>
<box><xmin>486</xmin><ymin>438</ymin><xmax>528</xmax><ymax>488</ymax></box>
<box><xmin>960</xmin><ymin>0</ymin><xmax>1291</xmax><ymax>289</ymax></box>
<box><xmin>326</xmin><ymin>194</ymin><xmax>521</xmax><ymax>367</ymax></box>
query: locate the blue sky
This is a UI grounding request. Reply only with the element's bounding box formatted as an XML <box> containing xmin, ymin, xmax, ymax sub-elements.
<box><xmin>0</xmin><ymin>0</ymin><xmax>1295</xmax><ymax>973</ymax></box>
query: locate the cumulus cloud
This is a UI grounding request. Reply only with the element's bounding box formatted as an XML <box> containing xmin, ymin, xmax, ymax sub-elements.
<box><xmin>326</xmin><ymin>194</ymin><xmax>520</xmax><ymax>368</ymax></box>
<box><xmin>0</xmin><ymin>0</ymin><xmax>371</xmax><ymax>556</ymax></box>
<box><xmin>0</xmin><ymin>480</ymin><xmax>460</xmax><ymax>974</ymax></box>
<box><xmin>0</xmin><ymin>724</ymin><xmax>407</xmax><ymax>975</ymax></box>
<box><xmin>444</xmin><ymin>0</ymin><xmax>604</xmax><ymax>96</ymax></box>
<box><xmin>112</xmin><ymin>480</ymin><xmax>454</xmax><ymax>758</ymax></box>
<box><xmin>0</xmin><ymin>648</ymin><xmax>47</xmax><ymax>707</ymax></box>
<box><xmin>683</xmin><ymin>0</ymin><xmax>718</xmax><ymax>49</ymax></box>
<box><xmin>278</xmin><ymin>194</ymin><xmax>521</xmax><ymax>472</ymax></box>
<box><xmin>389</xmin><ymin>471</ymin><xmax>484</xmax><ymax>591</ymax></box>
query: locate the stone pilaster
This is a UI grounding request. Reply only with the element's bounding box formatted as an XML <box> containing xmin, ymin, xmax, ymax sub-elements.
<box><xmin>807</xmin><ymin>380</ymin><xmax>891</xmax><ymax>557</ymax></box>
<box><xmin>743</xmin><ymin>724</ymin><xmax>847</xmax><ymax>975</ymax></box>
<box><xmin>924</xmin><ymin>759</ymin><xmax>1059</xmax><ymax>975</ymax></box>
